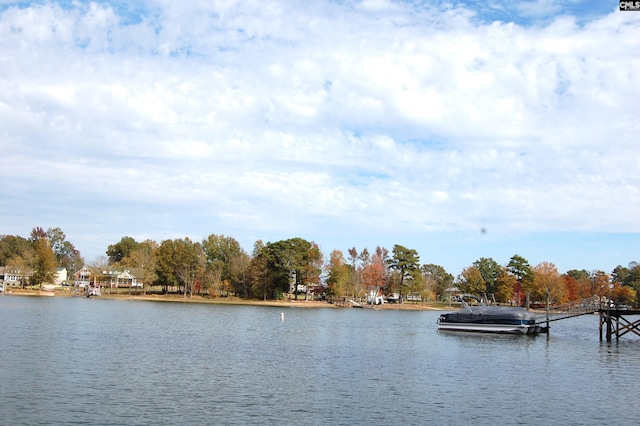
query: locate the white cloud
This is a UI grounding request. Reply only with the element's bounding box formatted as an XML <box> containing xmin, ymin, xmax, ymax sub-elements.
<box><xmin>0</xmin><ymin>1</ymin><xmax>638</xmax><ymax>272</ymax></box>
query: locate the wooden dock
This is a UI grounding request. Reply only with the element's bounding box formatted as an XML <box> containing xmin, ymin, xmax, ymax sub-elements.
<box><xmin>533</xmin><ymin>296</ymin><xmax>640</xmax><ymax>342</ymax></box>
<box><xmin>599</xmin><ymin>308</ymin><xmax>640</xmax><ymax>342</ymax></box>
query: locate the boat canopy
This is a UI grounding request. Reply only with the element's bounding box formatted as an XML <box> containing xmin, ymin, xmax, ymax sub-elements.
<box><xmin>441</xmin><ymin>306</ymin><xmax>536</xmax><ymax>324</ymax></box>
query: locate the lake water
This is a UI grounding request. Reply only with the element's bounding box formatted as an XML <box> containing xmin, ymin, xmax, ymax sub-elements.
<box><xmin>1</xmin><ymin>296</ymin><xmax>639</xmax><ymax>425</ymax></box>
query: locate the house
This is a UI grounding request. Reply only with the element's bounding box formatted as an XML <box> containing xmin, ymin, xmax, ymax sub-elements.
<box><xmin>73</xmin><ymin>267</ymin><xmax>142</xmax><ymax>293</ymax></box>
<box><xmin>54</xmin><ymin>267</ymin><xmax>67</xmax><ymax>285</ymax></box>
<box><xmin>0</xmin><ymin>266</ymin><xmax>29</xmax><ymax>287</ymax></box>
<box><xmin>89</xmin><ymin>268</ymin><xmax>141</xmax><ymax>289</ymax></box>
<box><xmin>74</xmin><ymin>266</ymin><xmax>94</xmax><ymax>288</ymax></box>
<box><xmin>2</xmin><ymin>267</ymin><xmax>68</xmax><ymax>287</ymax></box>
<box><xmin>444</xmin><ymin>286</ymin><xmax>461</xmax><ymax>302</ymax></box>
<box><xmin>101</xmin><ymin>269</ymin><xmax>142</xmax><ymax>288</ymax></box>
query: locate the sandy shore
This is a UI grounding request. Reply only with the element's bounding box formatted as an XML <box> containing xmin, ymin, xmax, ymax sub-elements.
<box><xmin>3</xmin><ymin>288</ymin><xmax>448</xmax><ymax>310</ymax></box>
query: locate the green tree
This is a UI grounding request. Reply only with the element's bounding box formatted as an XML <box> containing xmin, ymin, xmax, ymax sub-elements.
<box><xmin>202</xmin><ymin>234</ymin><xmax>249</xmax><ymax>297</ymax></box>
<box><xmin>175</xmin><ymin>239</ymin><xmax>204</xmax><ymax>298</ymax></box>
<box><xmin>388</xmin><ymin>245</ymin><xmax>420</xmax><ymax>299</ymax></box>
<box><xmin>0</xmin><ymin>235</ymin><xmax>32</xmax><ymax>267</ymax></box>
<box><xmin>248</xmin><ymin>240</ymin><xmax>272</xmax><ymax>300</ymax></box>
<box><xmin>46</xmin><ymin>227</ymin><xmax>83</xmax><ymax>274</ymax></box>
<box><xmin>612</xmin><ymin>262</ymin><xmax>640</xmax><ymax>306</ymax></box>
<box><xmin>229</xmin><ymin>250</ymin><xmax>251</xmax><ymax>298</ymax></box>
<box><xmin>421</xmin><ymin>264</ymin><xmax>453</xmax><ymax>301</ymax></box>
<box><xmin>626</xmin><ymin>262</ymin><xmax>640</xmax><ymax>306</ymax></box>
<box><xmin>262</xmin><ymin>238</ymin><xmax>319</xmax><ymax>300</ymax></box>
<box><xmin>0</xmin><ymin>235</ymin><xmax>33</xmax><ymax>287</ymax></box>
<box><xmin>107</xmin><ymin>236</ymin><xmax>140</xmax><ymax>265</ymax></box>
<box><xmin>155</xmin><ymin>238</ymin><xmax>203</xmax><ymax>294</ymax></box>
<box><xmin>507</xmin><ymin>254</ymin><xmax>533</xmax><ymax>306</ymax></box>
<box><xmin>473</xmin><ymin>257</ymin><xmax>502</xmax><ymax>295</ymax></box>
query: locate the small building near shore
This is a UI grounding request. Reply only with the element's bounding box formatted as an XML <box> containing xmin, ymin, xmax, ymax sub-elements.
<box><xmin>54</xmin><ymin>267</ymin><xmax>67</xmax><ymax>285</ymax></box>
<box><xmin>0</xmin><ymin>266</ymin><xmax>30</xmax><ymax>288</ymax></box>
<box><xmin>73</xmin><ymin>267</ymin><xmax>142</xmax><ymax>293</ymax></box>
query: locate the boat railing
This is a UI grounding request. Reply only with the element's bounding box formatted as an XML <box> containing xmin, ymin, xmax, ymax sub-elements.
<box><xmin>459</xmin><ymin>294</ymin><xmax>490</xmax><ymax>311</ymax></box>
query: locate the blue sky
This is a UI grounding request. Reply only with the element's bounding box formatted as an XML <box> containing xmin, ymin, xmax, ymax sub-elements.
<box><xmin>0</xmin><ymin>0</ymin><xmax>638</xmax><ymax>276</ymax></box>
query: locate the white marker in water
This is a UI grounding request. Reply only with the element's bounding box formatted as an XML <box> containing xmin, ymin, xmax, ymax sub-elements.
<box><xmin>281</xmin><ymin>312</ymin><xmax>284</xmax><ymax>321</ymax></box>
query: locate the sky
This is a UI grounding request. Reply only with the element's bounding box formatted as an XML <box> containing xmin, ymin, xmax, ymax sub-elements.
<box><xmin>0</xmin><ymin>0</ymin><xmax>638</xmax><ymax>276</ymax></box>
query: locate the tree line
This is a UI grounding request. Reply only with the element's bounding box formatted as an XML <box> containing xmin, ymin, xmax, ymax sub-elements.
<box><xmin>1</xmin><ymin>227</ymin><xmax>639</xmax><ymax>306</ymax></box>
<box><xmin>0</xmin><ymin>227</ymin><xmax>82</xmax><ymax>287</ymax></box>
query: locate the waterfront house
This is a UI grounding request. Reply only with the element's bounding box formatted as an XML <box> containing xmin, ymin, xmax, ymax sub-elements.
<box><xmin>74</xmin><ymin>267</ymin><xmax>94</xmax><ymax>288</ymax></box>
<box><xmin>74</xmin><ymin>267</ymin><xmax>142</xmax><ymax>293</ymax></box>
<box><xmin>94</xmin><ymin>269</ymin><xmax>142</xmax><ymax>290</ymax></box>
<box><xmin>0</xmin><ymin>266</ymin><xmax>30</xmax><ymax>288</ymax></box>
<box><xmin>54</xmin><ymin>267</ymin><xmax>67</xmax><ymax>285</ymax></box>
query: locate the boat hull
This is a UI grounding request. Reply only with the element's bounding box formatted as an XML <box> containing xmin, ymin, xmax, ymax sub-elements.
<box><xmin>437</xmin><ymin>321</ymin><xmax>540</xmax><ymax>335</ymax></box>
<box><xmin>437</xmin><ymin>304</ymin><xmax>541</xmax><ymax>335</ymax></box>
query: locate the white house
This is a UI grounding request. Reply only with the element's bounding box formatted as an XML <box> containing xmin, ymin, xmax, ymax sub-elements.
<box><xmin>0</xmin><ymin>266</ymin><xmax>28</xmax><ymax>287</ymax></box>
<box><xmin>54</xmin><ymin>267</ymin><xmax>67</xmax><ymax>285</ymax></box>
<box><xmin>74</xmin><ymin>267</ymin><xmax>142</xmax><ymax>292</ymax></box>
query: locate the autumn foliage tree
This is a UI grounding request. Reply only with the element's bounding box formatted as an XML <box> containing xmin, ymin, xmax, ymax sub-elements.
<box><xmin>456</xmin><ymin>266</ymin><xmax>485</xmax><ymax>296</ymax></box>
<box><xmin>590</xmin><ymin>270</ymin><xmax>611</xmax><ymax>300</ymax></box>
<box><xmin>565</xmin><ymin>270</ymin><xmax>593</xmax><ymax>299</ymax></box>
<box><xmin>495</xmin><ymin>272</ymin><xmax>517</xmax><ymax>304</ymax></box>
<box><xmin>301</xmin><ymin>243</ymin><xmax>324</xmax><ymax>299</ymax></box>
<box><xmin>124</xmin><ymin>239</ymin><xmax>158</xmax><ymax>295</ymax></box>
<box><xmin>361</xmin><ymin>254</ymin><xmax>386</xmax><ymax>296</ymax></box>
<box><xmin>610</xmin><ymin>282</ymin><xmax>636</xmax><ymax>306</ymax></box>
<box><xmin>4</xmin><ymin>226</ymin><xmax>637</xmax><ymax>308</ymax></box>
<box><xmin>326</xmin><ymin>249</ymin><xmax>351</xmax><ymax>298</ymax></box>
<box><xmin>532</xmin><ymin>262</ymin><xmax>567</xmax><ymax>304</ymax></box>
<box><xmin>612</xmin><ymin>262</ymin><xmax>640</xmax><ymax>306</ymax></box>
<box><xmin>29</xmin><ymin>228</ymin><xmax>56</xmax><ymax>288</ymax></box>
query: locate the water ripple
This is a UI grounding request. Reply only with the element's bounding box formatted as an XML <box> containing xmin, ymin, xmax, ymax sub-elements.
<box><xmin>1</xmin><ymin>297</ymin><xmax>639</xmax><ymax>425</ymax></box>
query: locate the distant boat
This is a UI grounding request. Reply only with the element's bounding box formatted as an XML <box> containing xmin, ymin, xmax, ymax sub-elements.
<box><xmin>437</xmin><ymin>295</ymin><xmax>540</xmax><ymax>335</ymax></box>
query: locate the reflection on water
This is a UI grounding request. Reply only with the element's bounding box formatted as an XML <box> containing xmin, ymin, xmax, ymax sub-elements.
<box><xmin>1</xmin><ymin>297</ymin><xmax>639</xmax><ymax>425</ymax></box>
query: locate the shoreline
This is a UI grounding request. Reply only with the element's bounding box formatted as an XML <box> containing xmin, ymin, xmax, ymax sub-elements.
<box><xmin>2</xmin><ymin>288</ymin><xmax>449</xmax><ymax>310</ymax></box>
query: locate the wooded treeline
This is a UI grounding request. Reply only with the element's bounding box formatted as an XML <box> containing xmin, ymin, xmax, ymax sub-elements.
<box><xmin>1</xmin><ymin>228</ymin><xmax>639</xmax><ymax>306</ymax></box>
